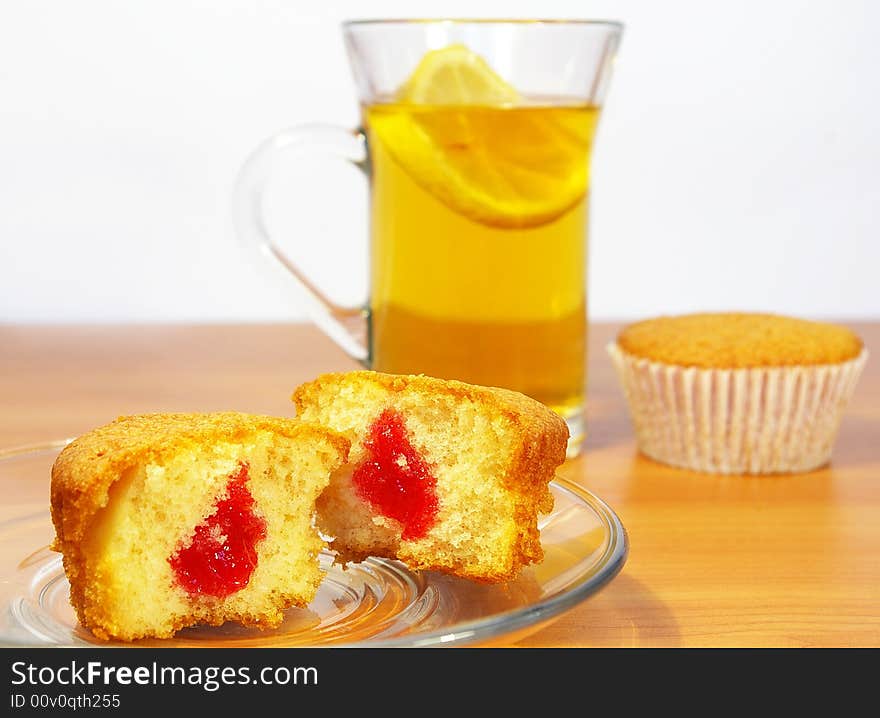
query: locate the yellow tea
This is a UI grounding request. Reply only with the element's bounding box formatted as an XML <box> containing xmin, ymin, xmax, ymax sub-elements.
<box><xmin>364</xmin><ymin>101</ymin><xmax>600</xmax><ymax>421</ymax></box>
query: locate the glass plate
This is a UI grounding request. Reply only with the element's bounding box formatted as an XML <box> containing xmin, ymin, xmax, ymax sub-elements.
<box><xmin>0</xmin><ymin>441</ymin><xmax>627</xmax><ymax>647</ymax></box>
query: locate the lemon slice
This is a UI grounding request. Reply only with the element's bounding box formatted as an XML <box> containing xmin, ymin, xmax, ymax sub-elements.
<box><xmin>398</xmin><ymin>44</ymin><xmax>520</xmax><ymax>106</ymax></box>
<box><xmin>367</xmin><ymin>44</ymin><xmax>595</xmax><ymax>229</ymax></box>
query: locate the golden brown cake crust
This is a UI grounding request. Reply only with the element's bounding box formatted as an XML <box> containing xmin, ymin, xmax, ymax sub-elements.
<box><xmin>617</xmin><ymin>313</ymin><xmax>863</xmax><ymax>368</ymax></box>
<box><xmin>50</xmin><ymin>412</ymin><xmax>349</xmax><ymax>559</ymax></box>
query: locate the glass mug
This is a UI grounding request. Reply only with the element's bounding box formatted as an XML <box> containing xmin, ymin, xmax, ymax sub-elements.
<box><xmin>234</xmin><ymin>19</ymin><xmax>622</xmax><ymax>455</ymax></box>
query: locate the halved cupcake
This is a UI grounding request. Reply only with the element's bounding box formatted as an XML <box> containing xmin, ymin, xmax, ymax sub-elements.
<box><xmin>50</xmin><ymin>412</ymin><xmax>349</xmax><ymax>640</ymax></box>
<box><xmin>293</xmin><ymin>371</ymin><xmax>568</xmax><ymax>582</ymax></box>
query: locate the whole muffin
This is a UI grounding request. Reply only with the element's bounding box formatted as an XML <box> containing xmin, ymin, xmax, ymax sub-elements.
<box><xmin>608</xmin><ymin>313</ymin><xmax>867</xmax><ymax>474</ymax></box>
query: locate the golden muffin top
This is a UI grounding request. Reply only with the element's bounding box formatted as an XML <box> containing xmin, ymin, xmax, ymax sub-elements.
<box><xmin>617</xmin><ymin>313</ymin><xmax>863</xmax><ymax>368</ymax></box>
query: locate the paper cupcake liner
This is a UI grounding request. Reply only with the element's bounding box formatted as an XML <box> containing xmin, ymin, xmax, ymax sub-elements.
<box><xmin>607</xmin><ymin>343</ymin><xmax>868</xmax><ymax>474</ymax></box>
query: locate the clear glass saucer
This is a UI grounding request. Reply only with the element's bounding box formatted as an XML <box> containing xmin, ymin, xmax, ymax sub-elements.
<box><xmin>0</xmin><ymin>441</ymin><xmax>627</xmax><ymax>647</ymax></box>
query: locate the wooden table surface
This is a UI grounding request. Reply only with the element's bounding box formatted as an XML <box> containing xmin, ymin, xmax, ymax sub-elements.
<box><xmin>2</xmin><ymin>322</ymin><xmax>878</xmax><ymax>647</ymax></box>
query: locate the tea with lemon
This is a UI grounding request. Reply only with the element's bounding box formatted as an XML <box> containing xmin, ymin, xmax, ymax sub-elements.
<box><xmin>364</xmin><ymin>45</ymin><xmax>601</xmax><ymax>434</ymax></box>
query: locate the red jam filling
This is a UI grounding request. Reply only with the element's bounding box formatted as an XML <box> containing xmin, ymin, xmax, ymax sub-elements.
<box><xmin>169</xmin><ymin>463</ymin><xmax>267</xmax><ymax>599</ymax></box>
<box><xmin>352</xmin><ymin>408</ymin><xmax>439</xmax><ymax>541</ymax></box>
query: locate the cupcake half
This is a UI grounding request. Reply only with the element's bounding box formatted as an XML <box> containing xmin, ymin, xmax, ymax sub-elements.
<box><xmin>608</xmin><ymin>313</ymin><xmax>867</xmax><ymax>474</ymax></box>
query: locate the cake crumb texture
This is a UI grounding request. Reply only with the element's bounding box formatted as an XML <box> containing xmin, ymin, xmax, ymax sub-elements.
<box><xmin>617</xmin><ymin>313</ymin><xmax>863</xmax><ymax>368</ymax></box>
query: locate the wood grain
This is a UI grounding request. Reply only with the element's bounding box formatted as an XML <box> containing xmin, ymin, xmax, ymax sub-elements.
<box><xmin>1</xmin><ymin>322</ymin><xmax>877</xmax><ymax>647</ymax></box>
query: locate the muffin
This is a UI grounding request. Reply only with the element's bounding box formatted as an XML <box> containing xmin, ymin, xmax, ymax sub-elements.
<box><xmin>608</xmin><ymin>313</ymin><xmax>867</xmax><ymax>474</ymax></box>
<box><xmin>292</xmin><ymin>371</ymin><xmax>568</xmax><ymax>583</ymax></box>
<box><xmin>51</xmin><ymin>412</ymin><xmax>349</xmax><ymax>641</ymax></box>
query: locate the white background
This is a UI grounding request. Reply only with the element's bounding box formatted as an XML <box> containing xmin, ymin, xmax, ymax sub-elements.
<box><xmin>1</xmin><ymin>0</ymin><xmax>878</xmax><ymax>323</ymax></box>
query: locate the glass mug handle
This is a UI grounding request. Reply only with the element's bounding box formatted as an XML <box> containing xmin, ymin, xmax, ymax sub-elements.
<box><xmin>232</xmin><ymin>124</ymin><xmax>369</xmax><ymax>364</ymax></box>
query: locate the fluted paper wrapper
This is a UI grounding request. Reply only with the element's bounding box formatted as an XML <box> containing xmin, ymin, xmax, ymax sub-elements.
<box><xmin>608</xmin><ymin>343</ymin><xmax>868</xmax><ymax>474</ymax></box>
